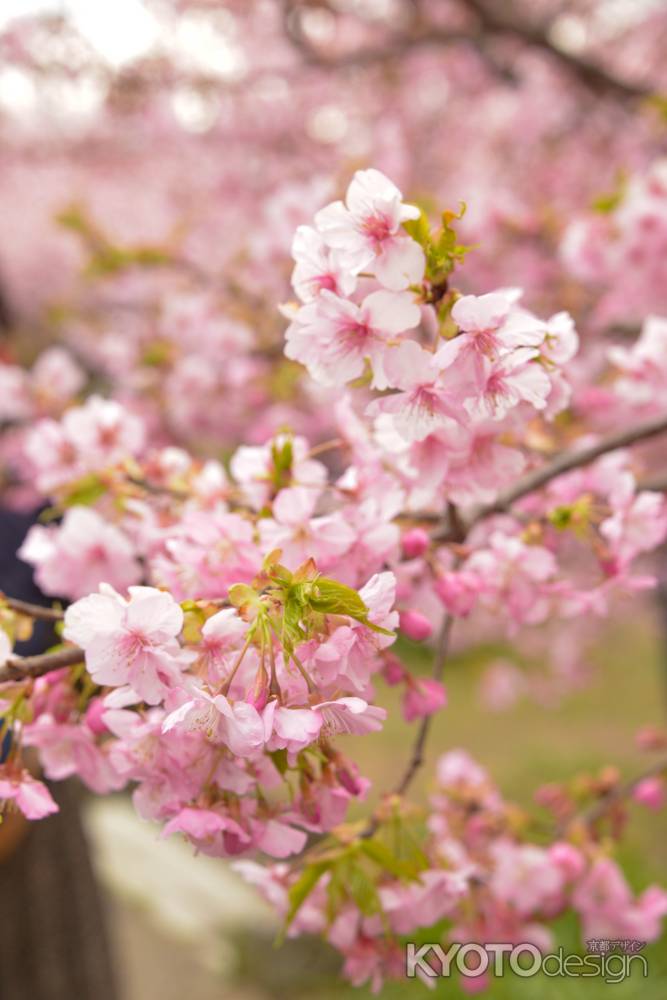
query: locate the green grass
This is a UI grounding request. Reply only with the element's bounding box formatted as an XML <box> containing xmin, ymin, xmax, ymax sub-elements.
<box><xmin>232</xmin><ymin>612</ymin><xmax>667</xmax><ymax>999</ymax></box>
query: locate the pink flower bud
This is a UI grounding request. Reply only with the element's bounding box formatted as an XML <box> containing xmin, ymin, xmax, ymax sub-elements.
<box><xmin>399</xmin><ymin>609</ymin><xmax>433</xmax><ymax>641</ymax></box>
<box><xmin>246</xmin><ymin>664</ymin><xmax>269</xmax><ymax>711</ymax></box>
<box><xmin>633</xmin><ymin>776</ymin><xmax>665</xmax><ymax>811</ymax></box>
<box><xmin>401</xmin><ymin>527</ymin><xmax>430</xmax><ymax>559</ymax></box>
<box><xmin>382</xmin><ymin>654</ymin><xmax>406</xmax><ymax>686</ymax></box>
<box><xmin>333</xmin><ymin>753</ymin><xmax>365</xmax><ymax>796</ymax></box>
<box><xmin>434</xmin><ymin>572</ymin><xmax>479</xmax><ymax>616</ymax></box>
<box><xmin>84</xmin><ymin>697</ymin><xmax>109</xmax><ymax>736</ymax></box>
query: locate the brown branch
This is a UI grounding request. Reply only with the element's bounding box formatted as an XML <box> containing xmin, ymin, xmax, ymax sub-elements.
<box><xmin>459</xmin><ymin>0</ymin><xmax>653</xmax><ymax>101</ymax></box>
<box><xmin>479</xmin><ymin>411</ymin><xmax>667</xmax><ymax>517</ymax></box>
<box><xmin>283</xmin><ymin>0</ymin><xmax>653</xmax><ymax>101</ymax></box>
<box><xmin>393</xmin><ymin>610</ymin><xmax>454</xmax><ymax>798</ymax></box>
<box><xmin>0</xmin><ymin>595</ymin><xmax>64</xmax><ymax>622</ymax></box>
<box><xmin>0</xmin><ymin>646</ymin><xmax>84</xmax><ymax>684</ymax></box>
<box><xmin>282</xmin><ymin>1</ymin><xmax>516</xmax><ymax>83</ymax></box>
<box><xmin>432</xmin><ymin>411</ymin><xmax>667</xmax><ymax>542</ymax></box>
<box><xmin>637</xmin><ymin>472</ymin><xmax>667</xmax><ymax>494</ymax></box>
<box><xmin>126</xmin><ymin>475</ymin><xmax>189</xmax><ymax>500</ymax></box>
<box><xmin>369</xmin><ymin>411</ymin><xmax>667</xmax><ymax>824</ymax></box>
<box><xmin>363</xmin><ymin>594</ymin><xmax>456</xmax><ymax>839</ymax></box>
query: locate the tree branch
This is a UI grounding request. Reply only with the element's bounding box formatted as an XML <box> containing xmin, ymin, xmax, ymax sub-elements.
<box><xmin>0</xmin><ymin>646</ymin><xmax>84</xmax><ymax>684</ymax></box>
<box><xmin>393</xmin><ymin>610</ymin><xmax>454</xmax><ymax>798</ymax></box>
<box><xmin>636</xmin><ymin>472</ymin><xmax>667</xmax><ymax>494</ymax></box>
<box><xmin>459</xmin><ymin>0</ymin><xmax>654</xmax><ymax>101</ymax></box>
<box><xmin>370</xmin><ymin>412</ymin><xmax>667</xmax><ymax>821</ymax></box>
<box><xmin>282</xmin><ymin>0</ymin><xmax>516</xmax><ymax>83</ymax></box>
<box><xmin>0</xmin><ymin>595</ymin><xmax>64</xmax><ymax>621</ymax></box>
<box><xmin>282</xmin><ymin>0</ymin><xmax>654</xmax><ymax>101</ymax></box>
<box><xmin>432</xmin><ymin>411</ymin><xmax>667</xmax><ymax>542</ymax></box>
<box><xmin>479</xmin><ymin>411</ymin><xmax>667</xmax><ymax>519</ymax></box>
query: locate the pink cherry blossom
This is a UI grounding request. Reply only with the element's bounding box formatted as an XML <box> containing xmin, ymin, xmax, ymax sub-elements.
<box><xmin>195</xmin><ymin>608</ymin><xmax>248</xmax><ymax>684</ymax></box>
<box><xmin>466</xmin><ymin>348</ymin><xmax>552</xmax><ymax>421</ymax></box>
<box><xmin>263</xmin><ymin>701</ymin><xmax>323</xmax><ymax>754</ymax></box>
<box><xmin>285</xmin><ymin>288</ymin><xmax>420</xmax><ymax>389</ymax></box>
<box><xmin>401</xmin><ymin>527</ymin><xmax>430</xmax><ymax>558</ymax></box>
<box><xmin>230</xmin><ymin>434</ymin><xmax>327</xmax><ymax>512</ymax></box>
<box><xmin>0</xmin><ymin>769</ymin><xmax>59</xmax><ymax>820</ymax></box>
<box><xmin>64</xmin><ymin>585</ymin><xmax>193</xmax><ymax>705</ymax></box>
<box><xmin>259</xmin><ymin>486</ymin><xmax>354</xmax><ymax>571</ymax></box>
<box><xmin>314</xmin><ymin>697</ymin><xmax>387</xmax><ymax>736</ymax></box>
<box><xmin>19</xmin><ymin>506</ymin><xmax>141</xmax><ymax>600</ymax></box>
<box><xmin>632</xmin><ymin>776</ymin><xmax>665</xmax><ymax>811</ymax></box>
<box><xmin>367</xmin><ymin>339</ymin><xmax>463</xmax><ymax>441</ymax></box>
<box><xmin>314</xmin><ymin>168</ymin><xmax>424</xmax><ymax>290</ymax></box>
<box><xmin>23</xmin><ymin>715</ymin><xmax>124</xmax><ymax>793</ymax></box>
<box><xmin>573</xmin><ymin>859</ymin><xmax>667</xmax><ymax>942</ymax></box>
<box><xmin>162</xmin><ymin>806</ymin><xmax>251</xmax><ymax>857</ymax></box>
<box><xmin>291</xmin><ymin>225</ymin><xmax>357</xmax><ymax>302</ymax></box>
<box><xmin>163</xmin><ymin>690</ymin><xmax>265</xmax><ymax>757</ymax></box>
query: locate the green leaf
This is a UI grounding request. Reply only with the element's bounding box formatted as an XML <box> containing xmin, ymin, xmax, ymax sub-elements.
<box><xmin>326</xmin><ymin>866</ymin><xmax>347</xmax><ymax>923</ymax></box>
<box><xmin>360</xmin><ymin>837</ymin><xmax>420</xmax><ymax>880</ymax></box>
<box><xmin>269</xmin><ymin>748</ymin><xmax>290</xmax><ymax>776</ymax></box>
<box><xmin>141</xmin><ymin>341</ymin><xmax>173</xmax><ymax>366</ymax></box>
<box><xmin>285</xmin><ymin>861</ymin><xmax>330</xmax><ymax>928</ymax></box>
<box><xmin>310</xmin><ymin>578</ymin><xmax>395</xmax><ymax>636</ymax></box>
<box><xmin>228</xmin><ymin>584</ymin><xmax>261</xmax><ymax>610</ymax></box>
<box><xmin>343</xmin><ymin>861</ymin><xmax>382</xmax><ymax>917</ymax></box>
<box><xmin>62</xmin><ymin>473</ymin><xmax>107</xmax><ymax>508</ymax></box>
<box><xmin>590</xmin><ymin>171</ymin><xmax>627</xmax><ymax>214</ymax></box>
<box><xmin>309</xmin><ymin>577</ymin><xmax>368</xmax><ymax>617</ymax></box>
<box><xmin>402</xmin><ymin>209</ymin><xmax>431</xmax><ymax>249</ymax></box>
<box><xmin>270</xmin><ymin>438</ymin><xmax>294</xmax><ymax>493</ymax></box>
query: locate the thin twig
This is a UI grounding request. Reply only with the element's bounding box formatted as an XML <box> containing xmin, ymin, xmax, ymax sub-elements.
<box><xmin>393</xmin><ymin>611</ymin><xmax>454</xmax><ymax>798</ymax></box>
<box><xmin>370</xmin><ymin>413</ymin><xmax>667</xmax><ymax>823</ymax></box>
<box><xmin>0</xmin><ymin>595</ymin><xmax>64</xmax><ymax>621</ymax></box>
<box><xmin>362</xmin><ymin>603</ymin><xmax>456</xmax><ymax>838</ymax></box>
<box><xmin>637</xmin><ymin>473</ymin><xmax>667</xmax><ymax>494</ymax></box>
<box><xmin>480</xmin><ymin>412</ymin><xmax>667</xmax><ymax>517</ymax></box>
<box><xmin>459</xmin><ymin>0</ymin><xmax>654</xmax><ymax>101</ymax></box>
<box><xmin>433</xmin><ymin>411</ymin><xmax>667</xmax><ymax>541</ymax></box>
<box><xmin>283</xmin><ymin>0</ymin><xmax>654</xmax><ymax>101</ymax></box>
<box><xmin>0</xmin><ymin>646</ymin><xmax>84</xmax><ymax>684</ymax></box>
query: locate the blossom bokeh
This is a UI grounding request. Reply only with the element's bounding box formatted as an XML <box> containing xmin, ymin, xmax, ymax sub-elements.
<box><xmin>0</xmin><ymin>2</ymin><xmax>666</xmax><ymax>999</ymax></box>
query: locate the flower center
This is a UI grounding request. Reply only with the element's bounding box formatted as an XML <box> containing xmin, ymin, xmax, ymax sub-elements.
<box><xmin>361</xmin><ymin>212</ymin><xmax>392</xmax><ymax>248</ymax></box>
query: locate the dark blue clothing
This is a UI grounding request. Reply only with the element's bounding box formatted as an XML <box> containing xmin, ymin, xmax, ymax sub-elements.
<box><xmin>0</xmin><ymin>506</ymin><xmax>118</xmax><ymax>1000</ymax></box>
<box><xmin>0</xmin><ymin>507</ymin><xmax>57</xmax><ymax>656</ymax></box>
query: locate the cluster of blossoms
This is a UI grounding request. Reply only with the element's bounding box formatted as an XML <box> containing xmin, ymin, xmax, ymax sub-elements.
<box><xmin>0</xmin><ymin>169</ymin><xmax>666</xmax><ymax>990</ymax></box>
<box><xmin>285</xmin><ymin>171</ymin><xmax>580</xmax><ymax>538</ymax></box>
<box><xmin>240</xmin><ymin>749</ymin><xmax>667</xmax><ymax>992</ymax></box>
<box><xmin>31</xmin><ymin>565</ymin><xmax>394</xmax><ymax>857</ymax></box>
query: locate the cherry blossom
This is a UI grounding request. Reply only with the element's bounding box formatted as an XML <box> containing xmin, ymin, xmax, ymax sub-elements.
<box><xmin>19</xmin><ymin>506</ymin><xmax>141</xmax><ymax>600</ymax></box>
<box><xmin>63</xmin><ymin>585</ymin><xmax>193</xmax><ymax>704</ymax></box>
<box><xmin>314</xmin><ymin>168</ymin><xmax>424</xmax><ymax>290</ymax></box>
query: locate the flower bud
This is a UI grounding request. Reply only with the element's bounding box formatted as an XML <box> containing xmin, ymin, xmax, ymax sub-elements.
<box><xmin>633</xmin><ymin>776</ymin><xmax>665</xmax><ymax>811</ymax></box>
<box><xmin>84</xmin><ymin>697</ymin><xmax>109</xmax><ymax>735</ymax></box>
<box><xmin>401</xmin><ymin>527</ymin><xmax>430</xmax><ymax>559</ymax></box>
<box><xmin>399</xmin><ymin>609</ymin><xmax>433</xmax><ymax>641</ymax></box>
<box><xmin>382</xmin><ymin>654</ymin><xmax>405</xmax><ymax>686</ymax></box>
